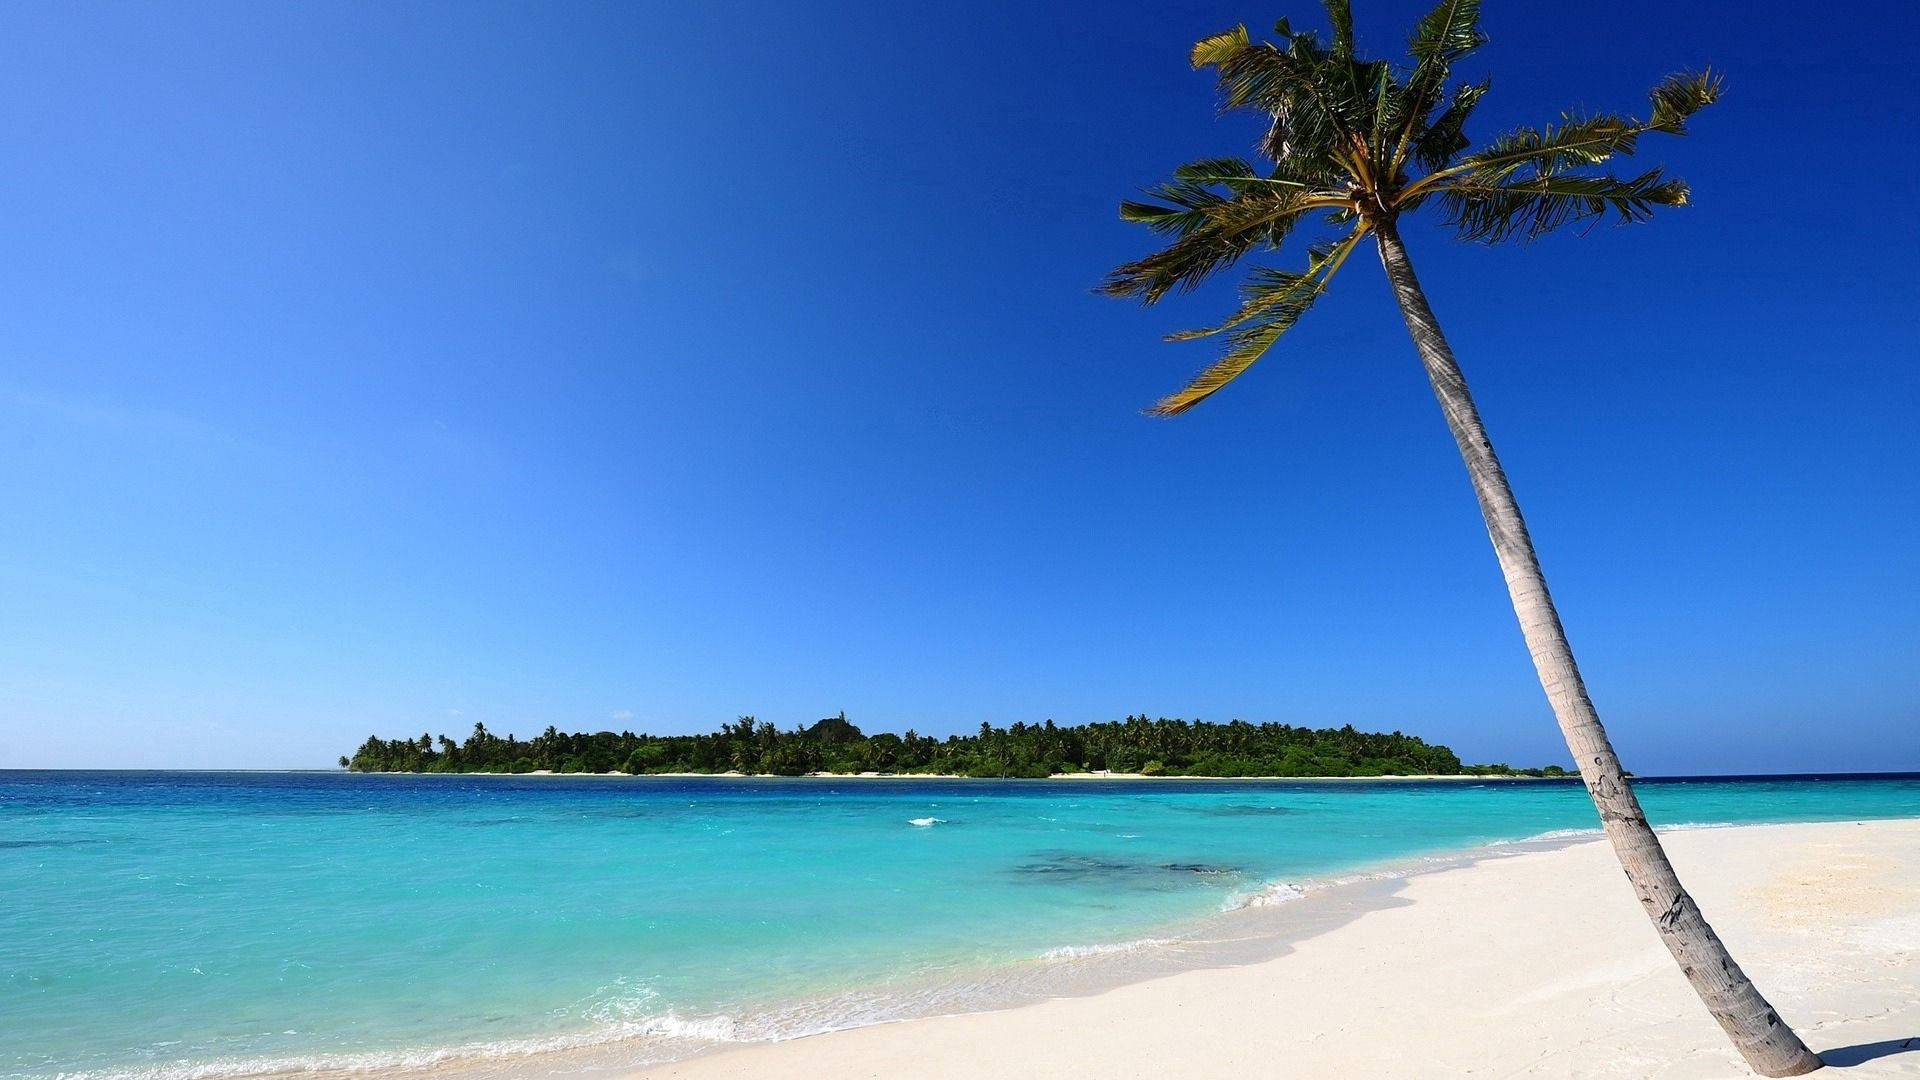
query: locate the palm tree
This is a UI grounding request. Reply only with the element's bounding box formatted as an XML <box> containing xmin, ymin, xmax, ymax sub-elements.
<box><xmin>1102</xmin><ymin>3</ymin><xmax>1822</xmax><ymax>1076</ymax></box>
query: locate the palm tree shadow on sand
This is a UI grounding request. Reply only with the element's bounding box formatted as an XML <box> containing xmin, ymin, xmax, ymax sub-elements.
<box><xmin>1821</xmin><ymin>1036</ymin><xmax>1920</xmax><ymax>1068</ymax></box>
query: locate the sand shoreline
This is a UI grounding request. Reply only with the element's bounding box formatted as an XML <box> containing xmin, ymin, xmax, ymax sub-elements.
<box><xmin>625</xmin><ymin>818</ymin><xmax>1920</xmax><ymax>1079</ymax></box>
<box><xmin>363</xmin><ymin>768</ymin><xmax>1563</xmax><ymax>781</ymax></box>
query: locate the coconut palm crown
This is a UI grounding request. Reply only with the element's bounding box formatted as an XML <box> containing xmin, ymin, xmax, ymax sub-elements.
<box><xmin>1104</xmin><ymin>0</ymin><xmax>1717</xmax><ymax>415</ymax></box>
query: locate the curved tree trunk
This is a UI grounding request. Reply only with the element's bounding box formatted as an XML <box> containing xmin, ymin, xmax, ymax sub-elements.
<box><xmin>1370</xmin><ymin>218</ymin><xmax>1823</xmax><ymax>1077</ymax></box>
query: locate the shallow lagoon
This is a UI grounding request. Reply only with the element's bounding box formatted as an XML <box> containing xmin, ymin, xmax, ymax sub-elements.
<box><xmin>4</xmin><ymin>770</ymin><xmax>1916</xmax><ymax>1079</ymax></box>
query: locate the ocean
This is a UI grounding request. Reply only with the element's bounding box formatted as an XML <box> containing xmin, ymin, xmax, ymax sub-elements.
<box><xmin>4</xmin><ymin>771</ymin><xmax>1917</xmax><ymax>1080</ymax></box>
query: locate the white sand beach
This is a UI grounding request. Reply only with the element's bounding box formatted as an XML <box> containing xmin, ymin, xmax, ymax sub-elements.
<box><xmin>628</xmin><ymin>818</ymin><xmax>1920</xmax><ymax>1079</ymax></box>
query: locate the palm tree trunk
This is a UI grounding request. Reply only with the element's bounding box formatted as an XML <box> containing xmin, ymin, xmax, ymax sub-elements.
<box><xmin>1370</xmin><ymin>218</ymin><xmax>1823</xmax><ymax>1078</ymax></box>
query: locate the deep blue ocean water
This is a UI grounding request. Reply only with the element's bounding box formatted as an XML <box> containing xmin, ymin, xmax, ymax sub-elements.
<box><xmin>3</xmin><ymin>771</ymin><xmax>1916</xmax><ymax>1080</ymax></box>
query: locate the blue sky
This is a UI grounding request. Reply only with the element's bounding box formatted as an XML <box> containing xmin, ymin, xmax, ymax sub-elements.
<box><xmin>2</xmin><ymin>0</ymin><xmax>1914</xmax><ymax>772</ymax></box>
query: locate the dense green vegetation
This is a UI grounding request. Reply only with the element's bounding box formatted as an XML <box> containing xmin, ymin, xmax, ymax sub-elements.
<box><xmin>344</xmin><ymin>714</ymin><xmax>1565</xmax><ymax>778</ymax></box>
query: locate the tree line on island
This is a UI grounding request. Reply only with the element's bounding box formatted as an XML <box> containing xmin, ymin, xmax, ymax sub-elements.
<box><xmin>341</xmin><ymin>713</ymin><xmax>1571</xmax><ymax>779</ymax></box>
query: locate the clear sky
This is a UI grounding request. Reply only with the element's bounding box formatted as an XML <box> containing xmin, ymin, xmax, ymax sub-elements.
<box><xmin>2</xmin><ymin>0</ymin><xmax>1915</xmax><ymax>773</ymax></box>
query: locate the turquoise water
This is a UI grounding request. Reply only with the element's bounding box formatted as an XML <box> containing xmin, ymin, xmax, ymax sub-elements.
<box><xmin>3</xmin><ymin>771</ymin><xmax>1917</xmax><ymax>1080</ymax></box>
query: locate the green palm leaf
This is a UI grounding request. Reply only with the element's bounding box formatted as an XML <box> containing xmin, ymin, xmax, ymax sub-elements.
<box><xmin>1105</xmin><ymin>178</ymin><xmax>1349</xmax><ymax>301</ymax></box>
<box><xmin>1648</xmin><ymin>70</ymin><xmax>1722</xmax><ymax>133</ymax></box>
<box><xmin>1323</xmin><ymin>0</ymin><xmax>1356</xmax><ymax>62</ymax></box>
<box><xmin>1406</xmin><ymin>0</ymin><xmax>1485</xmax><ymax>64</ymax></box>
<box><xmin>1146</xmin><ymin>229</ymin><xmax>1366</xmax><ymax>416</ymax></box>
<box><xmin>1386</xmin><ymin>0</ymin><xmax>1485</xmax><ymax>178</ymax></box>
<box><xmin>1190</xmin><ymin>25</ymin><xmax>1250</xmax><ymax>68</ymax></box>
<box><xmin>1453</xmin><ymin>114</ymin><xmax>1645</xmax><ymax>179</ymax></box>
<box><xmin>1401</xmin><ymin>0</ymin><xmax>1484</xmax><ymax>113</ymax></box>
<box><xmin>1403</xmin><ymin>71</ymin><xmax>1720</xmax><ymax>203</ymax></box>
<box><xmin>1411</xmin><ymin>78</ymin><xmax>1488</xmax><ymax>171</ymax></box>
<box><xmin>1198</xmin><ymin>25</ymin><xmax>1372</xmax><ymax>172</ymax></box>
<box><xmin>1434</xmin><ymin>169</ymin><xmax>1689</xmax><ymax>242</ymax></box>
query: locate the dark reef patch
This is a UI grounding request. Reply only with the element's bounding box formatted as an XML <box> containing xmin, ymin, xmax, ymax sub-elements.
<box><xmin>1010</xmin><ymin>851</ymin><xmax>1245</xmax><ymax>888</ymax></box>
<box><xmin>1175</xmin><ymin>803</ymin><xmax>1299</xmax><ymax>817</ymax></box>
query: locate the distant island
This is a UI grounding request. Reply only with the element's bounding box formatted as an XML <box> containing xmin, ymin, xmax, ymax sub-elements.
<box><xmin>343</xmin><ymin>714</ymin><xmax>1571</xmax><ymax>780</ymax></box>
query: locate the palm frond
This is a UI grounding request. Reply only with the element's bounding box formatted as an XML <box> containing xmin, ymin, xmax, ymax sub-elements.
<box><xmin>1453</xmin><ymin>113</ymin><xmax>1644</xmax><ymax>180</ymax></box>
<box><xmin>1173</xmin><ymin>157</ymin><xmax>1318</xmax><ymax>194</ymax></box>
<box><xmin>1104</xmin><ymin>191</ymin><xmax>1321</xmax><ymax>302</ymax></box>
<box><xmin>1321</xmin><ymin>0</ymin><xmax>1380</xmax><ymax>141</ymax></box>
<box><xmin>1361</xmin><ymin>60</ymin><xmax>1411</xmax><ymax>162</ymax></box>
<box><xmin>1410</xmin><ymin>78</ymin><xmax>1488</xmax><ymax>171</ymax></box>
<box><xmin>1407</xmin><ymin>0</ymin><xmax>1485</xmax><ymax>65</ymax></box>
<box><xmin>1192</xmin><ymin>22</ymin><xmax>1375</xmax><ymax>178</ymax></box>
<box><xmin>1176</xmin><ymin>157</ymin><xmax>1262</xmax><ymax>182</ymax></box>
<box><xmin>1388</xmin><ymin>0</ymin><xmax>1485</xmax><ymax>176</ymax></box>
<box><xmin>1106</xmin><ymin>140</ymin><xmax>1359</xmax><ymax>300</ymax></box>
<box><xmin>1323</xmin><ymin>0</ymin><xmax>1355</xmax><ymax>63</ymax></box>
<box><xmin>1116</xmin><ymin>166</ymin><xmax>1235</xmax><ymax>237</ymax></box>
<box><xmin>1216</xmin><ymin>42</ymin><xmax>1350</xmax><ymax>147</ymax></box>
<box><xmin>1146</xmin><ymin>229</ymin><xmax>1367</xmax><ymax>416</ymax></box>
<box><xmin>1103</xmin><ymin>226</ymin><xmax>1263</xmax><ymax>301</ymax></box>
<box><xmin>1648</xmin><ymin>70</ymin><xmax>1721</xmax><ymax>133</ymax></box>
<box><xmin>1402</xmin><ymin>0</ymin><xmax>1486</xmax><ymax>115</ymax></box>
<box><xmin>1202</xmin><ymin>184</ymin><xmax>1341</xmax><ymax>235</ymax></box>
<box><xmin>1190</xmin><ymin>25</ymin><xmax>1250</xmax><ymax>69</ymax></box>
<box><xmin>1434</xmin><ymin>169</ymin><xmax>1688</xmax><ymax>243</ymax></box>
<box><xmin>1283</xmin><ymin>26</ymin><xmax>1382</xmax><ymax>154</ymax></box>
<box><xmin>1403</xmin><ymin>70</ymin><xmax>1720</xmax><ymax>204</ymax></box>
<box><xmin>1112</xmin><ymin>153</ymin><xmax>1347</xmax><ymax>246</ymax></box>
<box><xmin>1117</xmin><ymin>200</ymin><xmax>1213</xmax><ymax>237</ymax></box>
<box><xmin>1117</xmin><ymin>157</ymin><xmax>1326</xmax><ymax>237</ymax></box>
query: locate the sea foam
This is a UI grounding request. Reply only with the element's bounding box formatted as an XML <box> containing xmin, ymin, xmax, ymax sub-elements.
<box><xmin>1222</xmin><ymin>881</ymin><xmax>1306</xmax><ymax>910</ymax></box>
<box><xmin>1037</xmin><ymin>936</ymin><xmax>1179</xmax><ymax>961</ymax></box>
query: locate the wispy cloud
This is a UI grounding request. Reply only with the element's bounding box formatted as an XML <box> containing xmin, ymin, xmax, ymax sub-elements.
<box><xmin>609</xmin><ymin>709</ymin><xmax>635</xmax><ymax>723</ymax></box>
<box><xmin>3</xmin><ymin>387</ymin><xmax>243</xmax><ymax>447</ymax></box>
